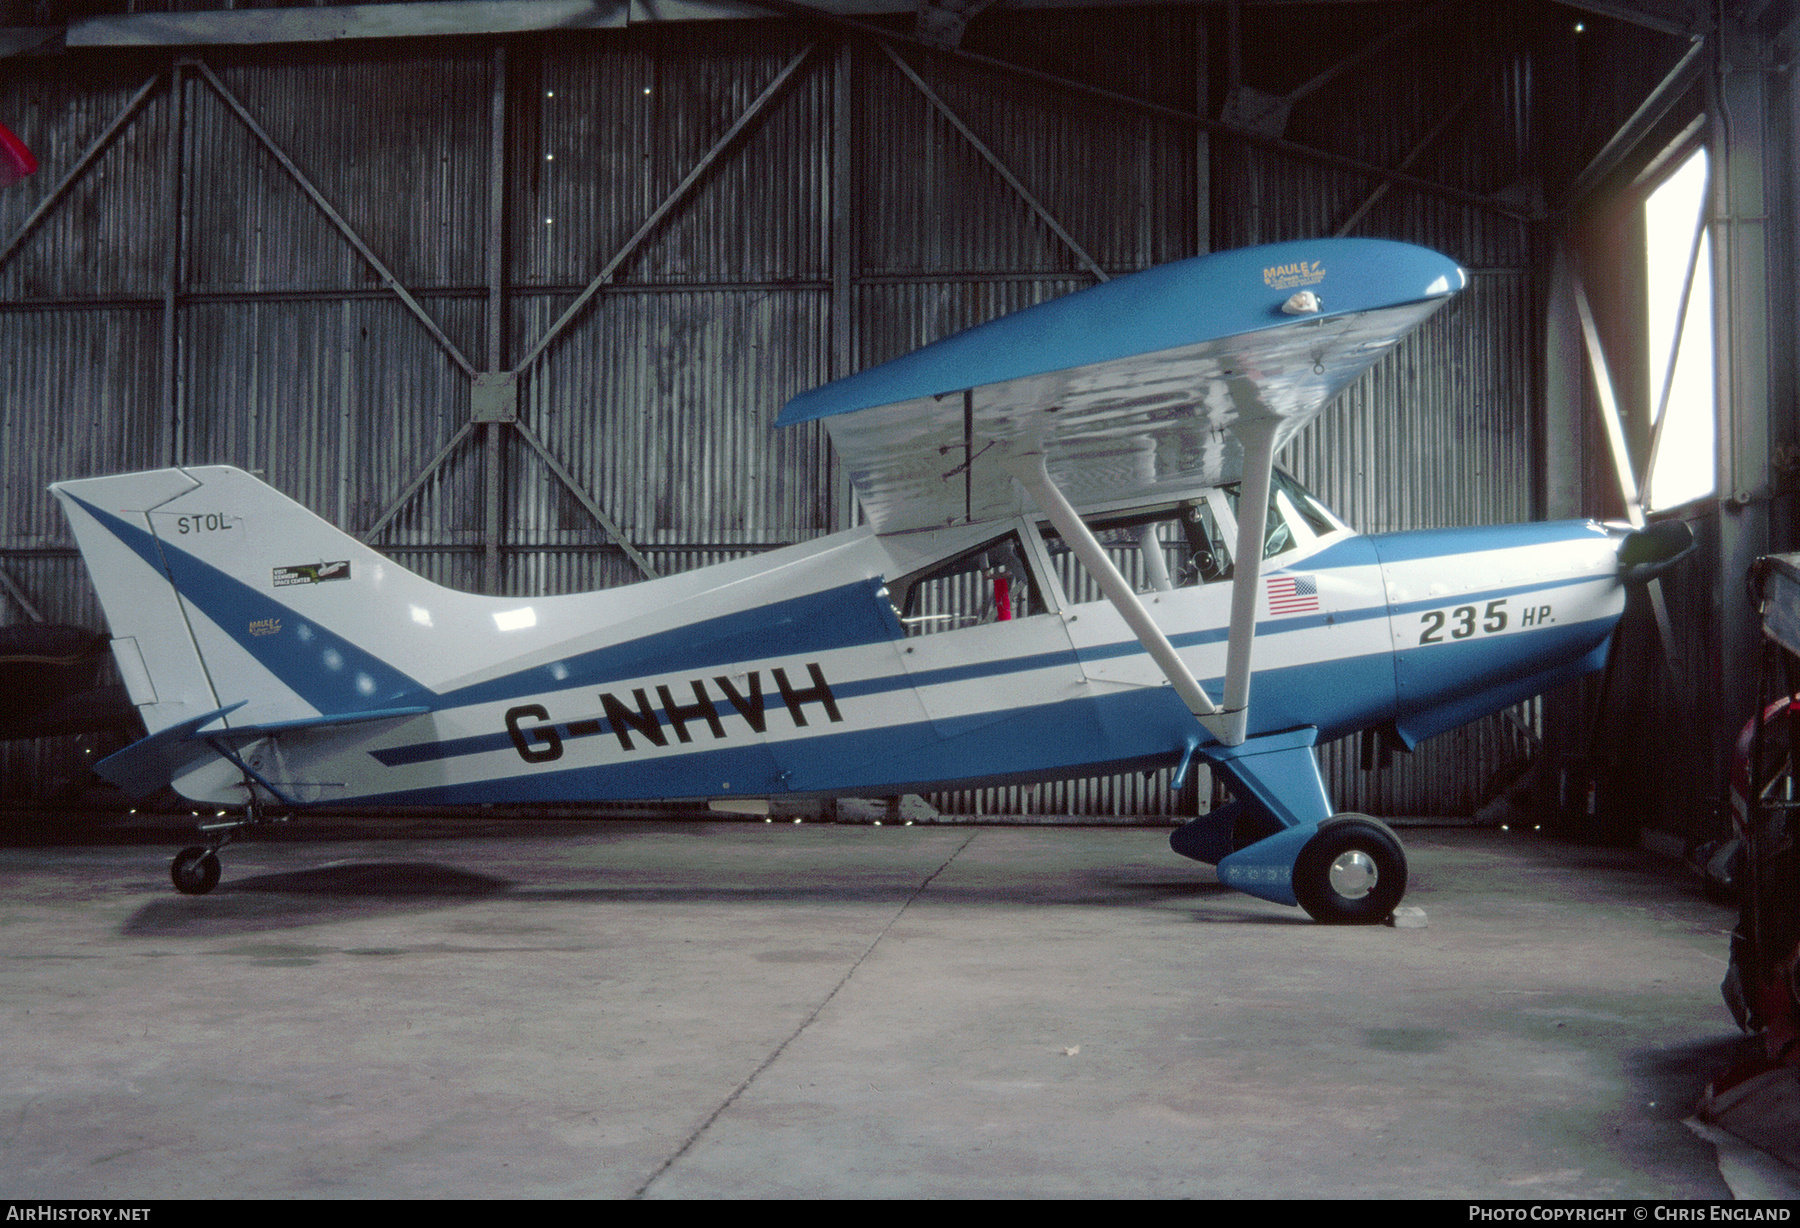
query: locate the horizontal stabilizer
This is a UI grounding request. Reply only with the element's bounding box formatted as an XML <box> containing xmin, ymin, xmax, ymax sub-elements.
<box><xmin>203</xmin><ymin>705</ymin><xmax>431</xmax><ymax>741</ymax></box>
<box><xmin>94</xmin><ymin>702</ymin><xmax>246</xmax><ymax>798</ymax></box>
<box><xmin>93</xmin><ymin>701</ymin><xmax>429</xmax><ymax>798</ymax></box>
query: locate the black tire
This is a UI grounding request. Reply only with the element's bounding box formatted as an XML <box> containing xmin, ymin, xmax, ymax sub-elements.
<box><xmin>171</xmin><ymin>846</ymin><xmax>221</xmax><ymax>896</ymax></box>
<box><xmin>1293</xmin><ymin>815</ymin><xmax>1406</xmax><ymax>924</ymax></box>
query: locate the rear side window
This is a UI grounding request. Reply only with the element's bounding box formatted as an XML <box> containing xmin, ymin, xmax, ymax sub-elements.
<box><xmin>889</xmin><ymin>532</ymin><xmax>1040</xmax><ymax>636</ymax></box>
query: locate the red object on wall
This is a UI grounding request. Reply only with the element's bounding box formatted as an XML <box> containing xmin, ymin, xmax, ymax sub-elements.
<box><xmin>0</xmin><ymin>124</ymin><xmax>37</xmax><ymax>188</ymax></box>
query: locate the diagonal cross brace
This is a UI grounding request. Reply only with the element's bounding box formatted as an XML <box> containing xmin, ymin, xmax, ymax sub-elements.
<box><xmin>881</xmin><ymin>42</ymin><xmax>1108</xmax><ymax>284</ymax></box>
<box><xmin>188</xmin><ymin>59</ymin><xmax>480</xmax><ymax>380</ymax></box>
<box><xmin>0</xmin><ymin>73</ymin><xmax>161</xmax><ymax>273</ymax></box>
<box><xmin>513</xmin><ymin>43</ymin><xmax>817</xmax><ymax>376</ymax></box>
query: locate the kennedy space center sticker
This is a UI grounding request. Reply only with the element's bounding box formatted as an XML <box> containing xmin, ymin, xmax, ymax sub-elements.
<box><xmin>274</xmin><ymin>560</ymin><xmax>350</xmax><ymax>587</ymax></box>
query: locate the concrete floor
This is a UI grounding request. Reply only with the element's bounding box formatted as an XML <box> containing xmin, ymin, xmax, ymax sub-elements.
<box><xmin>0</xmin><ymin>812</ymin><xmax>1781</xmax><ymax>1199</ymax></box>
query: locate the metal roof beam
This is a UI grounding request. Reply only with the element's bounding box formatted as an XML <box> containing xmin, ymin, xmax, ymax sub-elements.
<box><xmin>1562</xmin><ymin>34</ymin><xmax>1706</xmax><ymax>208</ymax></box>
<box><xmin>757</xmin><ymin>0</ymin><xmax>1533</xmax><ymax>221</ymax></box>
<box><xmin>30</xmin><ymin>0</ymin><xmax>1720</xmax><ymax>53</ymax></box>
<box><xmin>67</xmin><ymin>2</ymin><xmax>627</xmax><ymax>49</ymax></box>
<box><xmin>1553</xmin><ymin>0</ymin><xmax>1699</xmax><ymax>39</ymax></box>
<box><xmin>914</xmin><ymin>0</ymin><xmax>1004</xmax><ymax>50</ymax></box>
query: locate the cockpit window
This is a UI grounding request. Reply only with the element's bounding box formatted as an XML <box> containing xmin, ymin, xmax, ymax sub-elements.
<box><xmin>1222</xmin><ymin>469</ymin><xmax>1340</xmax><ymax>561</ymax></box>
<box><xmin>1039</xmin><ymin>498</ymin><xmax>1230</xmax><ymax>601</ymax></box>
<box><xmin>1271</xmin><ymin>470</ymin><xmax>1341</xmax><ymax>537</ymax></box>
<box><xmin>890</xmin><ymin>471</ymin><xmax>1342</xmax><ymax>625</ymax></box>
<box><xmin>889</xmin><ymin>531</ymin><xmax>1041</xmax><ymax>636</ymax></box>
<box><xmin>1221</xmin><ymin>481</ymin><xmax>1290</xmax><ymax>560</ymax></box>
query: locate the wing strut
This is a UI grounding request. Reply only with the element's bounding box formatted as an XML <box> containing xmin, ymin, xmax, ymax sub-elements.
<box><xmin>1217</xmin><ymin>416</ymin><xmax>1279</xmax><ymax>747</ymax></box>
<box><xmin>1003</xmin><ymin>418</ymin><xmax>1281</xmax><ymax>749</ymax></box>
<box><xmin>1002</xmin><ymin>449</ymin><xmax>1230</xmax><ymax>743</ymax></box>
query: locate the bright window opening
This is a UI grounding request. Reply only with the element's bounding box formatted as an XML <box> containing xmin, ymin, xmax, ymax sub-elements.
<box><xmin>1642</xmin><ymin>147</ymin><xmax>1716</xmax><ymax>512</ymax></box>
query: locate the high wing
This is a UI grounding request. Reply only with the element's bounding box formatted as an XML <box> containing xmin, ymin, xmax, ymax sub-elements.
<box><xmin>779</xmin><ymin>238</ymin><xmax>1466</xmax><ymax>745</ymax></box>
<box><xmin>778</xmin><ymin>238</ymin><xmax>1464</xmax><ymax>535</ymax></box>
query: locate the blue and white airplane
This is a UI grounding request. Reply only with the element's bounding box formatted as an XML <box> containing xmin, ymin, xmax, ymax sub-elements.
<box><xmin>51</xmin><ymin>238</ymin><xmax>1684</xmax><ymax>919</ymax></box>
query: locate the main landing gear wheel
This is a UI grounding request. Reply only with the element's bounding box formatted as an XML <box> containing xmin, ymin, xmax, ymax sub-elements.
<box><xmin>1293</xmin><ymin>815</ymin><xmax>1407</xmax><ymax>925</ymax></box>
<box><xmin>170</xmin><ymin>846</ymin><xmax>221</xmax><ymax>896</ymax></box>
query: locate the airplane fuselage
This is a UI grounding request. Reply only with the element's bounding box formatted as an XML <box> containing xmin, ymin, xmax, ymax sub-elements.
<box><xmin>131</xmin><ymin>497</ymin><xmax>1619</xmax><ymax>809</ymax></box>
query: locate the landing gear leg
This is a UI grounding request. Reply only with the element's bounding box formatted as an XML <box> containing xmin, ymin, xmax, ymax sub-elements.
<box><xmin>1195</xmin><ymin>729</ymin><xmax>1411</xmax><ymax>922</ymax></box>
<box><xmin>165</xmin><ymin>794</ymin><xmax>288</xmax><ymax>896</ymax></box>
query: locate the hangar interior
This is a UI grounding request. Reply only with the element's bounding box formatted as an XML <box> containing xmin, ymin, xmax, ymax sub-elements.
<box><xmin>0</xmin><ymin>0</ymin><xmax>1793</xmax><ymax>840</ymax></box>
<box><xmin>1</xmin><ymin>0</ymin><xmax>1798</xmax><ymax>1201</ymax></box>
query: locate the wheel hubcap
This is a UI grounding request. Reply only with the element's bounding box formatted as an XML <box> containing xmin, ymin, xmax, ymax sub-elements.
<box><xmin>1328</xmin><ymin>849</ymin><xmax>1378</xmax><ymax>899</ymax></box>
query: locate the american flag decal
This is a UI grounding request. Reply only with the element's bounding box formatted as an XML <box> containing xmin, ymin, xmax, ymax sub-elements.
<box><xmin>1266</xmin><ymin>574</ymin><xmax>1319</xmax><ymax>615</ymax></box>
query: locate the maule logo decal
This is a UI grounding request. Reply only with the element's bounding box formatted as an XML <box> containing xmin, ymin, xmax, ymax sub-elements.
<box><xmin>1263</xmin><ymin>260</ymin><xmax>1325</xmax><ymax>290</ymax></box>
<box><xmin>273</xmin><ymin>560</ymin><xmax>350</xmax><ymax>587</ymax></box>
<box><xmin>248</xmin><ymin>618</ymin><xmax>281</xmax><ymax>637</ymax></box>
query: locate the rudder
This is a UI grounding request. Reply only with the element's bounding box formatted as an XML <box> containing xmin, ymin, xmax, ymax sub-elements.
<box><xmin>51</xmin><ymin>467</ymin><xmax>444</xmax><ymax>744</ymax></box>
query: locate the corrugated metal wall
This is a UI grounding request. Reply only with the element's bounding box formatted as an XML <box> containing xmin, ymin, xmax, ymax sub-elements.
<box><xmin>0</xmin><ymin>5</ymin><xmax>1612</xmax><ymax>817</ymax></box>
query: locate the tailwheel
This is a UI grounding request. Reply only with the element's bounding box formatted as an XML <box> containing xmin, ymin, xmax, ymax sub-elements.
<box><xmin>171</xmin><ymin>846</ymin><xmax>221</xmax><ymax>896</ymax></box>
<box><xmin>1293</xmin><ymin>814</ymin><xmax>1407</xmax><ymax>924</ymax></box>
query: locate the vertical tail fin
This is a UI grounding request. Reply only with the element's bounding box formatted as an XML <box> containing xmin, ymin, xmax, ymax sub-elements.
<box><xmin>53</xmin><ymin>468</ymin><xmax>220</xmax><ymax>737</ymax></box>
<box><xmin>52</xmin><ymin>466</ymin><xmax>448</xmax><ymax>741</ymax></box>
